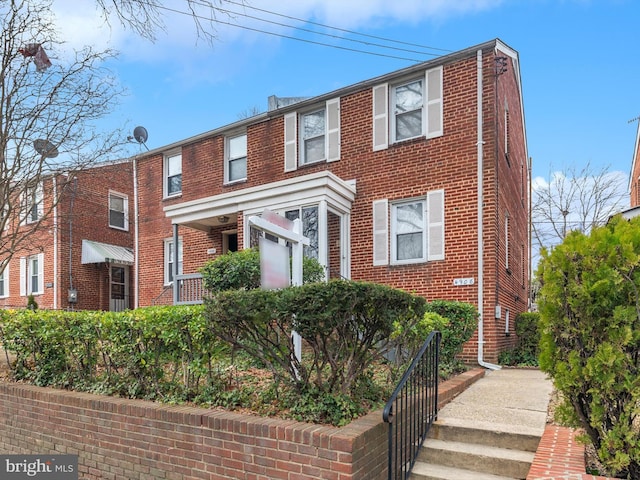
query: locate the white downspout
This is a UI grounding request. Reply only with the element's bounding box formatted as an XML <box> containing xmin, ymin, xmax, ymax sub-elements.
<box><xmin>477</xmin><ymin>48</ymin><xmax>501</xmax><ymax>370</ymax></box>
<box><xmin>133</xmin><ymin>156</ymin><xmax>139</xmax><ymax>309</ymax></box>
<box><xmin>53</xmin><ymin>177</ymin><xmax>58</xmax><ymax>310</ymax></box>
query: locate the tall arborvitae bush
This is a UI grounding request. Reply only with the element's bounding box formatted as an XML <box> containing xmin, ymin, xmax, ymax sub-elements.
<box><xmin>538</xmin><ymin>215</ymin><xmax>640</xmax><ymax>479</ymax></box>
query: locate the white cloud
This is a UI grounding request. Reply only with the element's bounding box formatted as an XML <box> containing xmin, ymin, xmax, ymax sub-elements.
<box><xmin>49</xmin><ymin>0</ymin><xmax>505</xmax><ymax>61</ymax></box>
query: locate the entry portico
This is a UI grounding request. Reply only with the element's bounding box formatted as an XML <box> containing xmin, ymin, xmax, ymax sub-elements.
<box><xmin>163</xmin><ymin>171</ymin><xmax>357</xmax><ymax>302</ymax></box>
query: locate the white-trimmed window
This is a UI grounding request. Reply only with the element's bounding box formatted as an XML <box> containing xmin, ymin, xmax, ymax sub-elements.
<box><xmin>301</xmin><ymin>108</ymin><xmax>326</xmax><ymax>165</ymax></box>
<box><xmin>20</xmin><ymin>253</ymin><xmax>44</xmax><ymax>296</ymax></box>
<box><xmin>504</xmin><ymin>105</ymin><xmax>511</xmax><ymax>164</ymax></box>
<box><xmin>109</xmin><ymin>191</ymin><xmax>128</xmax><ymax>230</ymax></box>
<box><xmin>225</xmin><ymin>133</ymin><xmax>247</xmax><ymax>183</ymax></box>
<box><xmin>164</xmin><ymin>151</ymin><xmax>182</xmax><ymax>197</ymax></box>
<box><xmin>391</xmin><ymin>199</ymin><xmax>426</xmax><ymax>264</ymax></box>
<box><xmin>0</xmin><ymin>264</ymin><xmax>9</xmax><ymax>298</ymax></box>
<box><xmin>373</xmin><ymin>190</ymin><xmax>445</xmax><ymax>266</ymax></box>
<box><xmin>392</xmin><ymin>78</ymin><xmax>424</xmax><ymax>142</ymax></box>
<box><xmin>164</xmin><ymin>238</ymin><xmax>183</xmax><ymax>285</ymax></box>
<box><xmin>284</xmin><ymin>98</ymin><xmax>340</xmax><ymax>171</ymax></box>
<box><xmin>24</xmin><ymin>182</ymin><xmax>43</xmax><ymax>224</ymax></box>
<box><xmin>372</xmin><ymin>66</ymin><xmax>443</xmax><ymax>151</ymax></box>
<box><xmin>505</xmin><ymin>213</ymin><xmax>510</xmax><ymax>271</ymax></box>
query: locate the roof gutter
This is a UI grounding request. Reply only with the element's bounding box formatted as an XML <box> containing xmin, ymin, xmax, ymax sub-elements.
<box><xmin>477</xmin><ymin>48</ymin><xmax>501</xmax><ymax>370</ymax></box>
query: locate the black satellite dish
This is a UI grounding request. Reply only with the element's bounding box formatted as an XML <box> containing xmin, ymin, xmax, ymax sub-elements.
<box><xmin>133</xmin><ymin>126</ymin><xmax>148</xmax><ymax>144</ymax></box>
<box><xmin>33</xmin><ymin>139</ymin><xmax>59</xmax><ymax>158</ymax></box>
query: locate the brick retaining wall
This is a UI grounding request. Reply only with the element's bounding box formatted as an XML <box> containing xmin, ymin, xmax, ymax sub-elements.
<box><xmin>0</xmin><ymin>369</ymin><xmax>485</xmax><ymax>479</ymax></box>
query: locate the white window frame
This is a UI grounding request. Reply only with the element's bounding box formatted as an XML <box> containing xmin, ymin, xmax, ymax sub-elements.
<box><xmin>164</xmin><ymin>237</ymin><xmax>183</xmax><ymax>285</ymax></box>
<box><xmin>164</xmin><ymin>151</ymin><xmax>182</xmax><ymax>198</ymax></box>
<box><xmin>300</xmin><ymin>107</ymin><xmax>327</xmax><ymax>165</ymax></box>
<box><xmin>20</xmin><ymin>253</ymin><xmax>44</xmax><ymax>296</ymax></box>
<box><xmin>108</xmin><ymin>191</ymin><xmax>129</xmax><ymax>231</ymax></box>
<box><xmin>505</xmin><ymin>213</ymin><xmax>510</xmax><ymax>271</ymax></box>
<box><xmin>285</xmin><ymin>98</ymin><xmax>340</xmax><ymax>171</ymax></box>
<box><xmin>225</xmin><ymin>132</ymin><xmax>247</xmax><ymax>184</ymax></box>
<box><xmin>0</xmin><ymin>264</ymin><xmax>9</xmax><ymax>298</ymax></box>
<box><xmin>373</xmin><ymin>66</ymin><xmax>443</xmax><ymax>150</ymax></box>
<box><xmin>24</xmin><ymin>182</ymin><xmax>43</xmax><ymax>224</ymax></box>
<box><xmin>390</xmin><ymin>198</ymin><xmax>427</xmax><ymax>265</ymax></box>
<box><xmin>374</xmin><ymin>190</ymin><xmax>444</xmax><ymax>266</ymax></box>
<box><xmin>391</xmin><ymin>77</ymin><xmax>425</xmax><ymax>143</ymax></box>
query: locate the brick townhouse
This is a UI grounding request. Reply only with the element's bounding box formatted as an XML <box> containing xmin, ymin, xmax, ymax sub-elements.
<box><xmin>134</xmin><ymin>38</ymin><xmax>530</xmax><ymax>364</ymax></box>
<box><xmin>0</xmin><ymin>160</ymin><xmax>134</xmax><ymax>311</ymax></box>
<box><xmin>0</xmin><ymin>38</ymin><xmax>529</xmax><ymax>364</ymax></box>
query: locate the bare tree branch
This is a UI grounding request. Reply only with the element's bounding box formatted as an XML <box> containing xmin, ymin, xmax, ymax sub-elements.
<box><xmin>0</xmin><ymin>0</ymin><xmax>127</xmax><ymax>271</ymax></box>
<box><xmin>532</xmin><ymin>161</ymin><xmax>628</xmax><ymax>259</ymax></box>
<box><xmin>95</xmin><ymin>0</ymin><xmax>242</xmax><ymax>45</ymax></box>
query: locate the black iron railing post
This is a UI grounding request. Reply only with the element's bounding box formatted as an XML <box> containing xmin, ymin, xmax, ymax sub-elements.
<box><xmin>382</xmin><ymin>330</ymin><xmax>441</xmax><ymax>480</ymax></box>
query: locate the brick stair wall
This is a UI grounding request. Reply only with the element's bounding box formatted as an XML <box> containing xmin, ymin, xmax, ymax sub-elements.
<box><xmin>0</xmin><ymin>368</ymin><xmax>485</xmax><ymax>480</ymax></box>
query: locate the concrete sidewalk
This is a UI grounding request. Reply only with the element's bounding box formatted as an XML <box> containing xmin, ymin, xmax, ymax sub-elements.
<box><xmin>438</xmin><ymin>368</ymin><xmax>553</xmax><ymax>438</ymax></box>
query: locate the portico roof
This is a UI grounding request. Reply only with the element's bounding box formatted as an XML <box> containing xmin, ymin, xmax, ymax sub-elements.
<box><xmin>163</xmin><ymin>171</ymin><xmax>357</xmax><ymax>232</ymax></box>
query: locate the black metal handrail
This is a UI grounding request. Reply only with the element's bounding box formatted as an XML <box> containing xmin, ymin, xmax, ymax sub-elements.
<box><xmin>382</xmin><ymin>330</ymin><xmax>441</xmax><ymax>480</ymax></box>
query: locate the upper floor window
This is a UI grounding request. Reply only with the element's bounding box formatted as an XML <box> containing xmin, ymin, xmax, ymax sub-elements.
<box><xmin>505</xmin><ymin>213</ymin><xmax>510</xmax><ymax>271</ymax></box>
<box><xmin>283</xmin><ymin>98</ymin><xmax>340</xmax><ymax>172</ymax></box>
<box><xmin>372</xmin><ymin>66</ymin><xmax>443</xmax><ymax>151</ymax></box>
<box><xmin>301</xmin><ymin>108</ymin><xmax>326</xmax><ymax>165</ymax></box>
<box><xmin>392</xmin><ymin>79</ymin><xmax>424</xmax><ymax>142</ymax></box>
<box><xmin>24</xmin><ymin>182</ymin><xmax>43</xmax><ymax>224</ymax></box>
<box><xmin>226</xmin><ymin>133</ymin><xmax>247</xmax><ymax>183</ymax></box>
<box><xmin>109</xmin><ymin>191</ymin><xmax>128</xmax><ymax>230</ymax></box>
<box><xmin>504</xmin><ymin>106</ymin><xmax>511</xmax><ymax>165</ymax></box>
<box><xmin>164</xmin><ymin>151</ymin><xmax>182</xmax><ymax>198</ymax></box>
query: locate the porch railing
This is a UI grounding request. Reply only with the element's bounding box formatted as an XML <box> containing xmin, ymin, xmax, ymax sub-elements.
<box><xmin>175</xmin><ymin>273</ymin><xmax>204</xmax><ymax>305</ymax></box>
<box><xmin>382</xmin><ymin>330</ymin><xmax>441</xmax><ymax>480</ymax></box>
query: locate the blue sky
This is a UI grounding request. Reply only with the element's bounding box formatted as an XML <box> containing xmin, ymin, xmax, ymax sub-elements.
<box><xmin>52</xmin><ymin>0</ymin><xmax>639</xmax><ymax>194</ymax></box>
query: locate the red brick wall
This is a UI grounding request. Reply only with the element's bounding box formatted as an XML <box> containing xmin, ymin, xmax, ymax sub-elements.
<box><xmin>0</xmin><ymin>383</ymin><xmax>388</xmax><ymax>480</ymax></box>
<box><xmin>0</xmin><ymin>162</ymin><xmax>135</xmax><ymax>311</ymax></box>
<box><xmin>0</xmin><ymin>369</ymin><xmax>485</xmax><ymax>480</ymax></box>
<box><xmin>134</xmin><ymin>42</ymin><xmax>529</xmax><ymax>362</ymax></box>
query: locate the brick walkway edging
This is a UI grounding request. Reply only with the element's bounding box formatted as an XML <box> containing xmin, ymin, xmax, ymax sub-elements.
<box><xmin>526</xmin><ymin>425</ymin><xmax>617</xmax><ymax>480</ymax></box>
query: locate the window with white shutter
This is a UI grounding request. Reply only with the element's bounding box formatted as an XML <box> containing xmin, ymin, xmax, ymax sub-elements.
<box><xmin>284</xmin><ymin>113</ymin><xmax>297</xmax><ymax>172</ymax></box>
<box><xmin>326</xmin><ymin>98</ymin><xmax>341</xmax><ymax>162</ymax></box>
<box><xmin>426</xmin><ymin>66</ymin><xmax>443</xmax><ymax>138</ymax></box>
<box><xmin>372</xmin><ymin>200</ymin><xmax>389</xmax><ymax>266</ymax></box>
<box><xmin>373</xmin><ymin>66</ymin><xmax>443</xmax><ymax>150</ymax></box>
<box><xmin>374</xmin><ymin>190</ymin><xmax>445</xmax><ymax>266</ymax></box>
<box><xmin>427</xmin><ymin>190</ymin><xmax>445</xmax><ymax>261</ymax></box>
<box><xmin>20</xmin><ymin>253</ymin><xmax>44</xmax><ymax>296</ymax></box>
<box><xmin>0</xmin><ymin>263</ymin><xmax>8</xmax><ymax>298</ymax></box>
<box><xmin>372</xmin><ymin>84</ymin><xmax>388</xmax><ymax>151</ymax></box>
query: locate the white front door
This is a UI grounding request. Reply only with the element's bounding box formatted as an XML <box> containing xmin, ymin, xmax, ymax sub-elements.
<box><xmin>109</xmin><ymin>265</ymin><xmax>129</xmax><ymax>312</ymax></box>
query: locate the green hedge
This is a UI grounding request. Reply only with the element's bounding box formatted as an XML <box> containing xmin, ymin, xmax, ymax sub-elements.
<box><xmin>0</xmin><ymin>282</ymin><xmax>472</xmax><ymax>427</ymax></box>
<box><xmin>0</xmin><ymin>306</ymin><xmax>219</xmax><ymax>399</ymax></box>
<box><xmin>199</xmin><ymin>248</ymin><xmax>325</xmax><ymax>292</ymax></box>
<box><xmin>424</xmin><ymin>300</ymin><xmax>478</xmax><ymax>367</ymax></box>
<box><xmin>204</xmin><ymin>280</ymin><xmax>428</xmax><ymax>395</ymax></box>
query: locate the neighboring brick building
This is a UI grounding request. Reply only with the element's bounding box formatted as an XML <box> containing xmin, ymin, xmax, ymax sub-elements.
<box><xmin>0</xmin><ymin>38</ymin><xmax>529</xmax><ymax>364</ymax></box>
<box><xmin>133</xmin><ymin>38</ymin><xmax>530</xmax><ymax>364</ymax></box>
<box><xmin>0</xmin><ymin>160</ymin><xmax>134</xmax><ymax>311</ymax></box>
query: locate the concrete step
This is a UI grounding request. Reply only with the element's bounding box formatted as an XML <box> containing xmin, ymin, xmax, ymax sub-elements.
<box><xmin>410</xmin><ymin>462</ymin><xmax>518</xmax><ymax>480</ymax></box>
<box><xmin>418</xmin><ymin>438</ymin><xmax>535</xmax><ymax>479</ymax></box>
<box><xmin>429</xmin><ymin>418</ymin><xmax>542</xmax><ymax>452</ymax></box>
